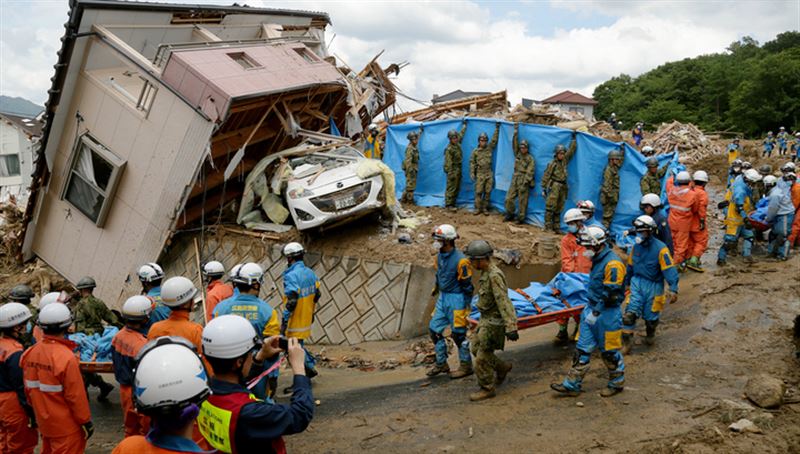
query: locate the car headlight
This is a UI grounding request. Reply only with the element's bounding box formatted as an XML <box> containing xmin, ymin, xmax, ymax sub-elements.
<box><xmin>288</xmin><ymin>188</ymin><xmax>314</xmax><ymax>199</ymax></box>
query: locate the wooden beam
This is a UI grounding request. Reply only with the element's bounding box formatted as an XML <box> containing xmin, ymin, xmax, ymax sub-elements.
<box><xmin>176</xmin><ymin>188</ymin><xmax>243</xmax><ymax>230</ymax></box>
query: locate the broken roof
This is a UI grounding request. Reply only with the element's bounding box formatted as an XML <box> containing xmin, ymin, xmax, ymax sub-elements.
<box><xmin>0</xmin><ymin>113</ymin><xmax>44</xmax><ymax>138</ymax></box>
<box><xmin>540</xmin><ymin>90</ymin><xmax>598</xmax><ymax>106</ymax></box>
<box><xmin>432</xmin><ymin>90</ymin><xmax>491</xmax><ymax>104</ymax></box>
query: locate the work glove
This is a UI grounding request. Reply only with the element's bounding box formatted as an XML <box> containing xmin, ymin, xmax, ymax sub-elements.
<box><xmin>586</xmin><ymin>310</ymin><xmax>599</xmax><ymax>326</ymax></box>
<box><xmin>717</xmin><ymin>200</ymin><xmax>730</xmax><ymax>210</ymax></box>
<box><xmin>699</xmin><ymin>219</ymin><xmax>705</xmax><ymax>231</ymax></box>
<box><xmin>668</xmin><ymin>292</ymin><xmax>679</xmax><ymax>305</ymax></box>
<box><xmin>743</xmin><ymin>217</ymin><xmax>753</xmax><ymax>230</ymax></box>
<box><xmin>82</xmin><ymin>421</ymin><xmax>95</xmax><ymax>440</ymax></box>
<box><xmin>506</xmin><ymin>330</ymin><xmax>519</xmax><ymax>341</ymax></box>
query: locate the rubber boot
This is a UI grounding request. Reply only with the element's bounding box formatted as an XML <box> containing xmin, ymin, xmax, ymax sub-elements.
<box><xmin>621</xmin><ymin>333</ymin><xmax>633</xmax><ymax>355</ymax></box>
<box><xmin>469</xmin><ymin>387</ymin><xmax>496</xmax><ymax>401</ymax></box>
<box><xmin>495</xmin><ymin>361</ymin><xmax>513</xmax><ymax>385</ymax></box>
<box><xmin>553</xmin><ymin>328</ymin><xmax>570</xmax><ymax>347</ymax></box>
<box><xmin>426</xmin><ymin>363</ymin><xmax>450</xmax><ymax>377</ymax></box>
<box><xmin>449</xmin><ymin>361</ymin><xmax>473</xmax><ymax>379</ymax></box>
<box><xmin>644</xmin><ymin>322</ymin><xmax>657</xmax><ymax>346</ymax></box>
<box><xmin>549</xmin><ymin>383</ymin><xmax>581</xmax><ymax>397</ymax></box>
<box><xmin>98</xmin><ymin>381</ymin><xmax>114</xmax><ymax>402</ymax></box>
<box><xmin>600</xmin><ymin>387</ymin><xmax>623</xmax><ymax>397</ymax></box>
<box><xmin>503</xmin><ymin>213</ymin><xmax>514</xmax><ymax>222</ymax></box>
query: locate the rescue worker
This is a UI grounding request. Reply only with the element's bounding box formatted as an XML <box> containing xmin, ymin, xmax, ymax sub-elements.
<box><xmin>766</xmin><ymin>173</ymin><xmax>795</xmax><ymax>260</ymax></box>
<box><xmin>778</xmin><ymin>127</ymin><xmax>789</xmax><ymax>156</ymax></box>
<box><xmin>555</xmin><ymin>208</ymin><xmax>591</xmax><ymax>346</ymax></box>
<box><xmin>727</xmin><ymin>159</ymin><xmax>743</xmax><ymax>190</ymax></box>
<box><xmin>632</xmin><ymin>122</ymin><xmax>644</xmax><ymax>147</ymax></box>
<box><xmin>608</xmin><ymin>112</ymin><xmax>619</xmax><ymax>130</ymax></box>
<box><xmin>504</xmin><ymin>123</ymin><xmax>535</xmax><ymax>223</ymax></box>
<box><xmin>666</xmin><ymin>171</ymin><xmax>698</xmax><ymax>268</ymax></box>
<box><xmin>621</xmin><ymin>216</ymin><xmax>679</xmax><ymax>353</ymax></box>
<box><xmin>204</xmin><ymin>261</ymin><xmax>233</xmax><ymax>322</ymax></box>
<box><xmin>22</xmin><ymin>303</ymin><xmax>93</xmax><ymax>454</ymax></box>
<box><xmin>363</xmin><ymin>123</ymin><xmax>382</xmax><ymax>160</ymax></box>
<box><xmin>8</xmin><ymin>284</ymin><xmax>36</xmax><ymax>346</ymax></box>
<box><xmin>742</xmin><ymin>161</ymin><xmax>753</xmax><ymax>171</ymax></box>
<box><xmin>641</xmin><ymin>145</ymin><xmax>655</xmax><ymax>157</ymax></box>
<box><xmin>550</xmin><ymin>227</ymin><xmax>626</xmax><ymax>397</ymax></box>
<box><xmin>727</xmin><ymin>138</ymin><xmax>741</xmax><ymax>164</ymax></box>
<box><xmin>577</xmin><ymin>200</ymin><xmax>603</xmax><ymax>229</ymax></box>
<box><xmin>600</xmin><ymin>148</ymin><xmax>623</xmax><ymax>229</ymax></box>
<box><xmin>112</xmin><ymin>337</ymin><xmax>210</xmax><ymax>454</ymax></box>
<box><xmin>33</xmin><ymin>292</ymin><xmax>68</xmax><ymax>344</ymax></box>
<box><xmin>687</xmin><ymin>171</ymin><xmax>709</xmax><ymax>271</ymax></box>
<box><xmin>783</xmin><ymin>162</ymin><xmax>800</xmax><ymax>248</ymax></box>
<box><xmin>794</xmin><ymin>132</ymin><xmax>800</xmax><ymax>163</ymax></box>
<box><xmin>752</xmin><ymin>164</ymin><xmax>773</xmax><ymax>201</ymax></box>
<box><xmin>281</xmin><ymin>242</ymin><xmax>321</xmax><ymax>378</ymax></box>
<box><xmin>0</xmin><ymin>302</ymin><xmax>38</xmax><ymax>454</ymax></box>
<box><xmin>640</xmin><ymin>193</ymin><xmax>674</xmax><ymax>254</ymax></box>
<box><xmin>718</xmin><ymin>169</ymin><xmax>762</xmax><ymax>265</ymax></box>
<box><xmin>763</xmin><ymin>131</ymin><xmax>776</xmax><ymax>157</ymax></box>
<box><xmin>640</xmin><ymin>157</ymin><xmax>668</xmax><ymax>197</ymax></box>
<box><xmin>469</xmin><ymin>122</ymin><xmax>500</xmax><ymax>215</ymax></box>
<box><xmin>427</xmin><ymin>224</ymin><xmax>474</xmax><ymax>378</ymax></box>
<box><xmin>542</xmin><ymin>131</ymin><xmax>578</xmax><ymax>232</ymax></box>
<box><xmin>402</xmin><ymin>127</ymin><xmax>423</xmax><ymax>204</ymax></box>
<box><xmin>73</xmin><ymin>276</ymin><xmax>118</xmax><ymax>401</ymax></box>
<box><xmin>138</xmin><ymin>262</ymin><xmax>168</xmax><ymax>329</ymax></box>
<box><xmin>110</xmin><ymin>295</ymin><xmax>152</xmax><ymax>437</ymax></box>
<box><xmin>198</xmin><ymin>315</ymin><xmax>314</xmax><ymax>453</ymax></box>
<box><xmin>147</xmin><ymin>276</ymin><xmax>204</xmax><ymax>355</ymax></box>
<box><xmin>464</xmin><ymin>240</ymin><xmax>517</xmax><ymax>401</ymax></box>
<box><xmin>443</xmin><ymin>120</ymin><xmax>467</xmax><ymax>210</ymax></box>
<box><xmin>213</xmin><ymin>262</ymin><xmax>281</xmax><ymax>399</ymax></box>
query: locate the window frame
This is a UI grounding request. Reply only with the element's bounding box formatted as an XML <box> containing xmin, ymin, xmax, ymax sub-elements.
<box><xmin>60</xmin><ymin>133</ymin><xmax>126</xmax><ymax>227</ymax></box>
<box><xmin>0</xmin><ymin>153</ymin><xmax>21</xmax><ymax>177</ymax></box>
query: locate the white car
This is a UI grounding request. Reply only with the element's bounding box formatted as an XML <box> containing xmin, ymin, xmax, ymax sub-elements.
<box><xmin>281</xmin><ymin>146</ymin><xmax>385</xmax><ymax>230</ymax></box>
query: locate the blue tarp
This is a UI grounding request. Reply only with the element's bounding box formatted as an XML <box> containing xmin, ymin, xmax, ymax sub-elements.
<box><xmin>69</xmin><ymin>327</ymin><xmax>118</xmax><ymax>362</ymax></box>
<box><xmin>384</xmin><ymin>119</ymin><xmax>679</xmax><ymax>236</ymax></box>
<box><xmin>470</xmin><ymin>272</ymin><xmax>589</xmax><ymax>320</ymax></box>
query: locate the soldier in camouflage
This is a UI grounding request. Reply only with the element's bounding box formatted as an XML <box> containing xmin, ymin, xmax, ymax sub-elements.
<box><xmin>469</xmin><ymin>122</ymin><xmax>500</xmax><ymax>215</ymax></box>
<box><xmin>600</xmin><ymin>146</ymin><xmax>624</xmax><ymax>229</ymax></box>
<box><xmin>504</xmin><ymin>124</ymin><xmax>536</xmax><ymax>223</ymax></box>
<box><xmin>465</xmin><ymin>240</ymin><xmax>518</xmax><ymax>401</ymax></box>
<box><xmin>402</xmin><ymin>127</ymin><xmax>423</xmax><ymax>204</ymax></box>
<box><xmin>443</xmin><ymin>120</ymin><xmax>467</xmax><ymax>209</ymax></box>
<box><xmin>640</xmin><ymin>157</ymin><xmax>668</xmax><ymax>197</ymax></box>
<box><xmin>541</xmin><ymin>131</ymin><xmax>578</xmax><ymax>232</ymax></box>
<box><xmin>8</xmin><ymin>284</ymin><xmax>36</xmax><ymax>347</ymax></box>
<box><xmin>73</xmin><ymin>276</ymin><xmax>119</xmax><ymax>401</ymax></box>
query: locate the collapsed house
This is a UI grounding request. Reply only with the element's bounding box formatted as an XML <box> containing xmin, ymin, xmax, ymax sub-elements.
<box><xmin>0</xmin><ymin>112</ymin><xmax>42</xmax><ymax>204</ymax></box>
<box><xmin>20</xmin><ymin>0</ymin><xmax>397</xmax><ymax>307</ymax></box>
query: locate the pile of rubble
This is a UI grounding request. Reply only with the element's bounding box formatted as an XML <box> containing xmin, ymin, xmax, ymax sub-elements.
<box><xmin>387</xmin><ymin>91</ymin><xmax>509</xmax><ymax>124</ymax></box>
<box><xmin>0</xmin><ymin>197</ymin><xmax>24</xmax><ymax>271</ymax></box>
<box><xmin>588</xmin><ymin>121</ymin><xmax>623</xmax><ymax>141</ymax></box>
<box><xmin>649</xmin><ymin>121</ymin><xmax>723</xmax><ymax>163</ymax></box>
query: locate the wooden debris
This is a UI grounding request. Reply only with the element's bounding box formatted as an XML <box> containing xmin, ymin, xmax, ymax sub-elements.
<box><xmin>650</xmin><ymin>121</ymin><xmax>722</xmax><ymax>163</ymax></box>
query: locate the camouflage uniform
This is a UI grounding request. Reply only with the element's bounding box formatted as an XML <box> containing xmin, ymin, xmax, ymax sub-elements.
<box><xmin>640</xmin><ymin>164</ymin><xmax>668</xmax><ymax>196</ymax></box>
<box><xmin>542</xmin><ymin>137</ymin><xmax>577</xmax><ymax>232</ymax></box>
<box><xmin>402</xmin><ymin>129</ymin><xmax>422</xmax><ymax>203</ymax></box>
<box><xmin>600</xmin><ymin>160</ymin><xmax>621</xmax><ymax>228</ymax></box>
<box><xmin>469</xmin><ymin>124</ymin><xmax>500</xmax><ymax>214</ymax></box>
<box><xmin>74</xmin><ymin>294</ymin><xmax>120</xmax><ymax>336</ymax></box>
<box><xmin>471</xmin><ymin>261</ymin><xmax>517</xmax><ymax>392</ymax></box>
<box><xmin>443</xmin><ymin>122</ymin><xmax>467</xmax><ymax>207</ymax></box>
<box><xmin>504</xmin><ymin>130</ymin><xmax>535</xmax><ymax>222</ymax></box>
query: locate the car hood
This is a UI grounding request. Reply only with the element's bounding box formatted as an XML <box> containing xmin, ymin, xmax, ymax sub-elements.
<box><xmin>288</xmin><ymin>161</ymin><xmax>364</xmax><ymax>192</ymax></box>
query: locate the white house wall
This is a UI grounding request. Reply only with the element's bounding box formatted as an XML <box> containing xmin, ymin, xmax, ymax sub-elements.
<box><xmin>0</xmin><ymin>120</ymin><xmax>35</xmax><ymax>203</ymax></box>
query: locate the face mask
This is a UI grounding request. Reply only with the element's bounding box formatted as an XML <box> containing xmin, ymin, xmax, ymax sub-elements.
<box><xmin>582</xmin><ymin>249</ymin><xmax>595</xmax><ymax>258</ymax></box>
<box><xmin>432</xmin><ymin>240</ymin><xmax>443</xmax><ymax>251</ymax></box>
<box><xmin>634</xmin><ymin>234</ymin><xmax>644</xmax><ymax>244</ymax></box>
<box><xmin>567</xmin><ymin>225</ymin><xmax>579</xmax><ymax>234</ymax></box>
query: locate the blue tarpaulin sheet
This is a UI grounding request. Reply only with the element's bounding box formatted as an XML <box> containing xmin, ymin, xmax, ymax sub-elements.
<box><xmin>470</xmin><ymin>272</ymin><xmax>589</xmax><ymax>321</ymax></box>
<box><xmin>69</xmin><ymin>327</ymin><xmax>118</xmax><ymax>362</ymax></box>
<box><xmin>384</xmin><ymin>119</ymin><xmax>679</xmax><ymax>236</ymax></box>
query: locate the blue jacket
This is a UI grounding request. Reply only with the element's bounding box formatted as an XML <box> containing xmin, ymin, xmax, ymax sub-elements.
<box><xmin>624</xmin><ymin>237</ymin><xmax>679</xmax><ymax>293</ymax></box>
<box><xmin>767</xmin><ymin>180</ymin><xmax>795</xmax><ymax>221</ymax></box>
<box><xmin>147</xmin><ymin>286</ymin><xmax>171</xmax><ymax>325</ymax></box>
<box><xmin>213</xmin><ymin>293</ymin><xmax>279</xmax><ymax>337</ymax></box>
<box><xmin>651</xmin><ymin>209</ymin><xmax>674</xmax><ymax>254</ymax></box>
<box><xmin>436</xmin><ymin>249</ymin><xmax>473</xmax><ymax>298</ymax></box>
<box><xmin>732</xmin><ymin>176</ymin><xmax>753</xmax><ymax>216</ymax></box>
<box><xmin>586</xmin><ymin>245</ymin><xmax>626</xmax><ymax>308</ymax></box>
<box><xmin>282</xmin><ymin>261</ymin><xmax>321</xmax><ymax>336</ymax></box>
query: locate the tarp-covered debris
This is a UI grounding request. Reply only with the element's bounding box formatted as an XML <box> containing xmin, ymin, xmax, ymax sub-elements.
<box><xmin>470</xmin><ymin>272</ymin><xmax>589</xmax><ymax>320</ymax></box>
<box><xmin>384</xmin><ymin>118</ymin><xmax>678</xmax><ymax>235</ymax></box>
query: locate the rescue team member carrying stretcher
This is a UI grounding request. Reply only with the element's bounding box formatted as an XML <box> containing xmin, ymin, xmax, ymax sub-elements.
<box><xmin>0</xmin><ymin>303</ymin><xmax>38</xmax><ymax>454</ymax></box>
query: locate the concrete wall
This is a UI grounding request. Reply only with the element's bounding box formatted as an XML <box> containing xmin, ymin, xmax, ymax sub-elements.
<box><xmin>161</xmin><ymin>232</ymin><xmax>436</xmax><ymax>345</ymax></box>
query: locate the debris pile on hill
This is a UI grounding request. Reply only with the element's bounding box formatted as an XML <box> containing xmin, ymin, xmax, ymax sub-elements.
<box><xmin>588</xmin><ymin>121</ymin><xmax>623</xmax><ymax>141</ymax></box>
<box><xmin>0</xmin><ymin>197</ymin><xmax>24</xmax><ymax>271</ymax></box>
<box><xmin>650</xmin><ymin>121</ymin><xmax>723</xmax><ymax>163</ymax></box>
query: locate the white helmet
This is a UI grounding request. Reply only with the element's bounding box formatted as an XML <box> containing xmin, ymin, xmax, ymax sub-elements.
<box><xmin>640</xmin><ymin>193</ymin><xmax>662</xmax><ymax>208</ymax></box>
<box><xmin>0</xmin><ymin>302</ymin><xmax>32</xmax><ymax>328</ymax></box>
<box><xmin>133</xmin><ymin>338</ymin><xmax>209</xmax><ymax>413</ymax></box>
<box><xmin>563</xmin><ymin>208</ymin><xmax>586</xmax><ymax>224</ymax></box>
<box><xmin>282</xmin><ymin>242</ymin><xmax>305</xmax><ymax>259</ymax></box>
<box><xmin>780</xmin><ymin>162</ymin><xmax>796</xmax><ymax>174</ymax></box>
<box><xmin>138</xmin><ymin>263</ymin><xmax>164</xmax><ymax>283</ymax></box>
<box><xmin>38</xmin><ymin>302</ymin><xmax>72</xmax><ymax>329</ymax></box>
<box><xmin>692</xmin><ymin>170</ymin><xmax>709</xmax><ymax>183</ymax></box>
<box><xmin>641</xmin><ymin>145</ymin><xmax>654</xmax><ymax>155</ymax></box>
<box><xmin>202</xmin><ymin>261</ymin><xmax>225</xmax><ymax>279</ymax></box>
<box><xmin>744</xmin><ymin>168</ymin><xmax>763</xmax><ymax>183</ymax></box>
<box><xmin>577</xmin><ymin>226</ymin><xmax>607</xmax><ymax>247</ymax></box>
<box><xmin>228</xmin><ymin>263</ymin><xmax>243</xmax><ymax>281</ymax></box>
<box><xmin>432</xmin><ymin>224</ymin><xmax>458</xmax><ymax>241</ymax></box>
<box><xmin>232</xmin><ymin>263</ymin><xmax>264</xmax><ymax>286</ymax></box>
<box><xmin>368</xmin><ymin>123</ymin><xmax>378</xmax><ymax>132</ymax></box>
<box><xmin>633</xmin><ymin>215</ymin><xmax>657</xmax><ymax>231</ymax></box>
<box><xmin>676</xmin><ymin>171</ymin><xmax>691</xmax><ymax>184</ymax></box>
<box><xmin>160</xmin><ymin>277</ymin><xmax>198</xmax><ymax>308</ymax></box>
<box><xmin>576</xmin><ymin>200</ymin><xmax>595</xmax><ymax>215</ymax></box>
<box><xmin>202</xmin><ymin>315</ymin><xmax>258</xmax><ymax>359</ymax></box>
<box><xmin>121</xmin><ymin>295</ymin><xmax>154</xmax><ymax>321</ymax></box>
<box><xmin>763</xmin><ymin>175</ymin><xmax>778</xmax><ymax>187</ymax></box>
<box><xmin>38</xmin><ymin>291</ymin><xmax>68</xmax><ymax>310</ymax></box>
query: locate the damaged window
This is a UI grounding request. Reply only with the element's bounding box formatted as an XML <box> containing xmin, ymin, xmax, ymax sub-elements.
<box><xmin>0</xmin><ymin>154</ymin><xmax>20</xmax><ymax>177</ymax></box>
<box><xmin>228</xmin><ymin>52</ymin><xmax>261</xmax><ymax>70</ymax></box>
<box><xmin>62</xmin><ymin>134</ymin><xmax>126</xmax><ymax>227</ymax></box>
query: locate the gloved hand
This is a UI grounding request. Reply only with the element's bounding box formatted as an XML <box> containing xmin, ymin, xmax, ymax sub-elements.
<box><xmin>699</xmin><ymin>219</ymin><xmax>705</xmax><ymax>231</ymax></box>
<box><xmin>668</xmin><ymin>292</ymin><xmax>678</xmax><ymax>305</ymax></box>
<box><xmin>506</xmin><ymin>330</ymin><xmax>519</xmax><ymax>341</ymax></box>
<box><xmin>82</xmin><ymin>421</ymin><xmax>94</xmax><ymax>440</ymax></box>
<box><xmin>420</xmin><ymin>123</ymin><xmax>424</xmax><ymax>131</ymax></box>
<box><xmin>743</xmin><ymin>217</ymin><xmax>753</xmax><ymax>230</ymax></box>
<box><xmin>586</xmin><ymin>310</ymin><xmax>599</xmax><ymax>326</ymax></box>
<box><xmin>717</xmin><ymin>200</ymin><xmax>730</xmax><ymax>210</ymax></box>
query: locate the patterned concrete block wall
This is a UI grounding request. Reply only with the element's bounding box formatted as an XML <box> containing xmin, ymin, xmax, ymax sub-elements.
<box><xmin>161</xmin><ymin>232</ymin><xmax>435</xmax><ymax>345</ymax></box>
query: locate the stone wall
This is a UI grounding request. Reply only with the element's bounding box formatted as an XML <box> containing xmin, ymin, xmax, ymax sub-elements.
<box><xmin>161</xmin><ymin>232</ymin><xmax>435</xmax><ymax>345</ymax></box>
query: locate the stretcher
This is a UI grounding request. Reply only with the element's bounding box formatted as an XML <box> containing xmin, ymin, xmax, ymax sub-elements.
<box><xmin>468</xmin><ymin>288</ymin><xmax>584</xmax><ymax>330</ymax></box>
<box><xmin>79</xmin><ymin>361</ymin><xmax>113</xmax><ymax>373</ymax></box>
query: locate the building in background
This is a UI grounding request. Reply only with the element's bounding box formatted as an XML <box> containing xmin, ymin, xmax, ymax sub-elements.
<box><xmin>0</xmin><ymin>112</ymin><xmax>43</xmax><ymax>203</ymax></box>
<box><xmin>540</xmin><ymin>90</ymin><xmax>598</xmax><ymax>120</ymax></box>
<box><xmin>431</xmin><ymin>89</ymin><xmax>491</xmax><ymax>104</ymax></box>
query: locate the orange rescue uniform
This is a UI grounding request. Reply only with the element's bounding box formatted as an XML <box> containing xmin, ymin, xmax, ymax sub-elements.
<box><xmin>113</xmin><ymin>434</ymin><xmax>206</xmax><ymax>453</ymax></box>
<box><xmin>789</xmin><ymin>181</ymin><xmax>800</xmax><ymax>248</ymax></box>
<box><xmin>111</xmin><ymin>327</ymin><xmax>151</xmax><ymax>437</ymax></box>
<box><xmin>147</xmin><ymin>309</ymin><xmax>210</xmax><ymax>373</ymax></box>
<box><xmin>666</xmin><ymin>177</ymin><xmax>698</xmax><ymax>265</ymax></box>
<box><xmin>205</xmin><ymin>280</ymin><xmax>234</xmax><ymax>322</ymax></box>
<box><xmin>21</xmin><ymin>335</ymin><xmax>91</xmax><ymax>454</ymax></box>
<box><xmin>689</xmin><ymin>186</ymin><xmax>709</xmax><ymax>258</ymax></box>
<box><xmin>0</xmin><ymin>337</ymin><xmax>38</xmax><ymax>454</ymax></box>
<box><xmin>561</xmin><ymin>232</ymin><xmax>592</xmax><ymax>273</ymax></box>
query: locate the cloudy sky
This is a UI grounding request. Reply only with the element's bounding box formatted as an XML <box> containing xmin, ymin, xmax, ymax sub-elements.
<box><xmin>1</xmin><ymin>0</ymin><xmax>798</xmax><ymax>111</ymax></box>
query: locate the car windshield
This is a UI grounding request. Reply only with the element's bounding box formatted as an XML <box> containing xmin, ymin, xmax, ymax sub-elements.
<box><xmin>287</xmin><ymin>146</ymin><xmax>361</xmax><ymax>178</ymax></box>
